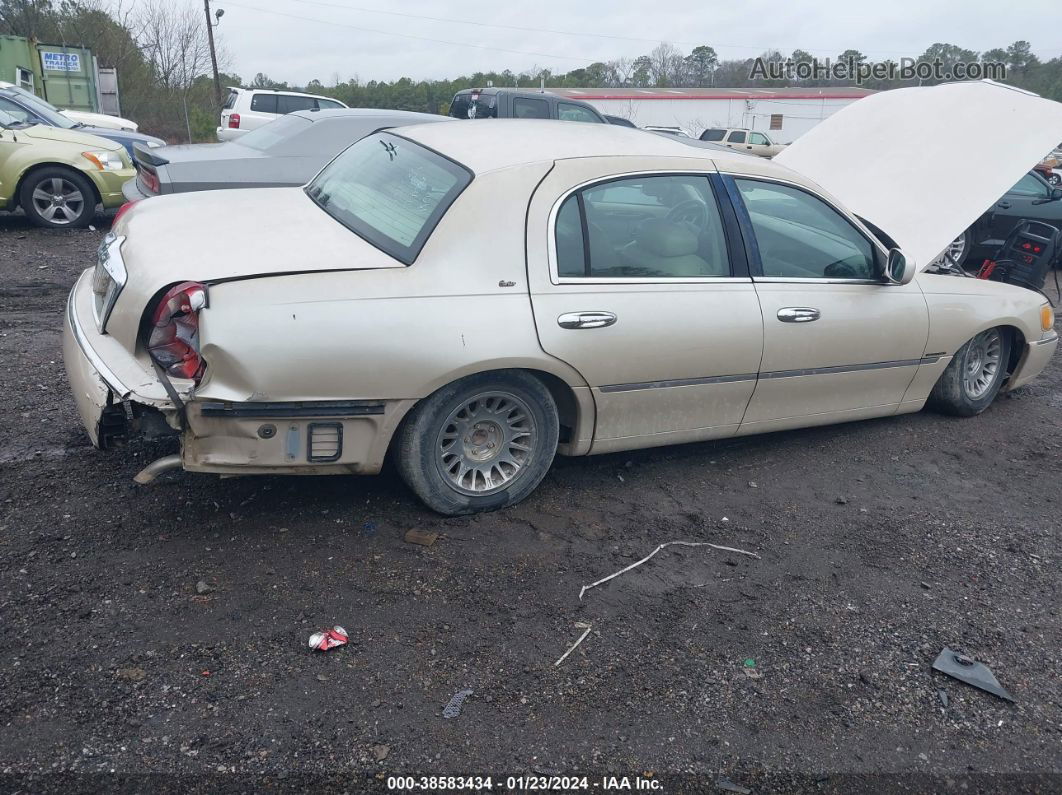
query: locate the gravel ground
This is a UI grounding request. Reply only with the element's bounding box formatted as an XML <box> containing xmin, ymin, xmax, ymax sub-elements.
<box><xmin>1</xmin><ymin>210</ymin><xmax>1060</xmax><ymax>794</ymax></box>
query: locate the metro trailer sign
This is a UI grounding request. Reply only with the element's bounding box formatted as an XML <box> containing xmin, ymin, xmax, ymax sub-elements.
<box><xmin>41</xmin><ymin>51</ymin><xmax>81</xmax><ymax>72</ymax></box>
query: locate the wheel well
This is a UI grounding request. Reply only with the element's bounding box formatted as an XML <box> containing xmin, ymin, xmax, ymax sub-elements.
<box><xmin>15</xmin><ymin>163</ymin><xmax>102</xmax><ymax>208</ymax></box>
<box><xmin>1002</xmin><ymin>325</ymin><xmax>1026</xmax><ymax>375</ymax></box>
<box><xmin>518</xmin><ymin>369</ymin><xmax>580</xmax><ymax>445</ymax></box>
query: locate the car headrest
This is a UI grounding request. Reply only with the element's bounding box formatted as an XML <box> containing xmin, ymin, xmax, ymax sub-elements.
<box><xmin>636</xmin><ymin>218</ymin><xmax>698</xmax><ymax>257</ymax></box>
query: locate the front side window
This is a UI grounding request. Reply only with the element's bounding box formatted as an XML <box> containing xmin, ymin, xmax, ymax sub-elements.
<box><xmin>735</xmin><ymin>179</ymin><xmax>876</xmax><ymax>280</ymax></box>
<box><xmin>1010</xmin><ymin>173</ymin><xmax>1049</xmax><ymax>197</ymax></box>
<box><xmin>306</xmin><ymin>132</ymin><xmax>471</xmax><ymax>264</ymax></box>
<box><xmin>557</xmin><ymin>102</ymin><xmax>601</xmax><ymax>123</ymax></box>
<box><xmin>727</xmin><ymin>130</ymin><xmax>747</xmax><ymax>144</ymax></box>
<box><xmin>749</xmin><ymin>132</ymin><xmax>769</xmax><ymax>145</ymax></box>
<box><xmin>513</xmin><ymin>97</ymin><xmax>549</xmax><ymax>119</ymax></box>
<box><xmin>317</xmin><ymin>98</ymin><xmax>344</xmax><ymax>110</ymax></box>
<box><xmin>700</xmin><ymin>129</ymin><xmax>726</xmax><ymax>141</ymax></box>
<box><xmin>555</xmin><ymin>174</ymin><xmax>730</xmax><ymax>279</ymax></box>
<box><xmin>250</xmin><ymin>93</ymin><xmax>278</xmax><ymax>113</ymax></box>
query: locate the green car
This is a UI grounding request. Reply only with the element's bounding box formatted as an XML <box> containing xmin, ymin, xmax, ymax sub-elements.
<box><xmin>0</xmin><ymin>107</ymin><xmax>135</xmax><ymax>228</ymax></box>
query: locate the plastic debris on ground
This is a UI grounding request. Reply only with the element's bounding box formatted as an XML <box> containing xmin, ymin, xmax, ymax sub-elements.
<box><xmin>554</xmin><ymin>622</ymin><xmax>592</xmax><ymax>667</ymax></box>
<box><xmin>931</xmin><ymin>647</ymin><xmax>1014</xmax><ymax>702</ymax></box>
<box><xmin>442</xmin><ymin>688</ymin><xmax>473</xmax><ymax>719</ymax></box>
<box><xmin>579</xmin><ymin>540</ymin><xmax>760</xmax><ymax>600</ymax></box>
<box><xmin>308</xmin><ymin>625</ymin><xmax>349</xmax><ymax>652</ymax></box>
<box><xmin>716</xmin><ymin>775</ymin><xmax>752</xmax><ymax>794</ymax></box>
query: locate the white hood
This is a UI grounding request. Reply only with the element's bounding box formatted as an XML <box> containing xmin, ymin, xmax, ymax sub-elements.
<box><xmin>61</xmin><ymin>109</ymin><xmax>138</xmax><ymax>131</ymax></box>
<box><xmin>776</xmin><ymin>81</ymin><xmax>1062</xmax><ymax>270</ymax></box>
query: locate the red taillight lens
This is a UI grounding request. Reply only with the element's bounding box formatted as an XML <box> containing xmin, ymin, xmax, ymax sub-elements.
<box><xmin>140</xmin><ymin>167</ymin><xmax>160</xmax><ymax>194</ymax></box>
<box><xmin>112</xmin><ymin>201</ymin><xmax>136</xmax><ymax>226</ymax></box>
<box><xmin>228</xmin><ymin>113</ymin><xmax>240</xmax><ymax>129</ymax></box>
<box><xmin>147</xmin><ymin>282</ymin><xmax>208</xmax><ymax>382</ymax></box>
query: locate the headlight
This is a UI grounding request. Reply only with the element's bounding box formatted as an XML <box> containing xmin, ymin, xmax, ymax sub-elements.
<box><xmin>1042</xmin><ymin>303</ymin><xmax>1054</xmax><ymax>332</ymax></box>
<box><xmin>82</xmin><ymin>150</ymin><xmax>125</xmax><ymax>171</ymax></box>
<box><xmin>92</xmin><ymin>233</ymin><xmax>127</xmax><ymax>333</ymax></box>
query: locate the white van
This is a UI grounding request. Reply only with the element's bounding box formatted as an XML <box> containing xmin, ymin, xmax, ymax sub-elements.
<box><xmin>218</xmin><ymin>87</ymin><xmax>348</xmax><ymax>141</ymax></box>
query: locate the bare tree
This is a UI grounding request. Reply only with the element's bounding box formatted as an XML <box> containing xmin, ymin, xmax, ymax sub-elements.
<box><xmin>134</xmin><ymin>0</ymin><xmax>212</xmax><ymax>140</ymax></box>
<box><xmin>648</xmin><ymin>42</ymin><xmax>685</xmax><ymax>87</ymax></box>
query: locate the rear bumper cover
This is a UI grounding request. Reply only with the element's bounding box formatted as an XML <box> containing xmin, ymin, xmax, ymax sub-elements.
<box><xmin>63</xmin><ymin>268</ymin><xmax>411</xmax><ymax>473</ymax></box>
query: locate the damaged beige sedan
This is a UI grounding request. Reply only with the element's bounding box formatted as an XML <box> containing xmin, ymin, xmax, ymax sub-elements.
<box><xmin>64</xmin><ymin>82</ymin><xmax>1060</xmax><ymax>515</ymax></box>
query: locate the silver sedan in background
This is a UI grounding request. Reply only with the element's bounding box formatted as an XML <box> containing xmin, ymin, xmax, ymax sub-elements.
<box><xmin>123</xmin><ymin>108</ymin><xmax>453</xmax><ymax>201</ymax></box>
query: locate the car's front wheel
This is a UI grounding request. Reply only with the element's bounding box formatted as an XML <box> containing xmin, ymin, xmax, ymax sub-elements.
<box><xmin>19</xmin><ymin>167</ymin><xmax>97</xmax><ymax>229</ymax></box>
<box><xmin>928</xmin><ymin>328</ymin><xmax>1011</xmax><ymax>416</ymax></box>
<box><xmin>395</xmin><ymin>371</ymin><xmax>559</xmax><ymax>515</ymax></box>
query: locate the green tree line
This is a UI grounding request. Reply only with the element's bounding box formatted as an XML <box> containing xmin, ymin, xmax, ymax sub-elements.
<box><xmin>2</xmin><ymin>0</ymin><xmax>1060</xmax><ymax>140</ymax></box>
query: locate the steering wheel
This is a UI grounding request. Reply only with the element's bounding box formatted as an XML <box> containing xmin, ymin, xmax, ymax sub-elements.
<box><xmin>666</xmin><ymin>199</ymin><xmax>709</xmax><ymax>230</ymax></box>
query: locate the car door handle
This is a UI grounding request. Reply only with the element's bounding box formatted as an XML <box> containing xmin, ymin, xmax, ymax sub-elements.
<box><xmin>558</xmin><ymin>311</ymin><xmax>617</xmax><ymax>329</ymax></box>
<box><xmin>777</xmin><ymin>307</ymin><xmax>821</xmax><ymax>323</ymax></box>
<box><xmin>997</xmin><ymin>201</ymin><xmax>1011</xmax><ymax>209</ymax></box>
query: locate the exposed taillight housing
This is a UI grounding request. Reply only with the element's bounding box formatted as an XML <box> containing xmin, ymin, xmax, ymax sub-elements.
<box><xmin>228</xmin><ymin>113</ymin><xmax>240</xmax><ymax>129</ymax></box>
<box><xmin>147</xmin><ymin>282</ymin><xmax>208</xmax><ymax>383</ymax></box>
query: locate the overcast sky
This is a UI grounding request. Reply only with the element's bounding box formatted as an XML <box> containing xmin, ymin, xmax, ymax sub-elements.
<box><xmin>200</xmin><ymin>0</ymin><xmax>1062</xmax><ymax>85</ymax></box>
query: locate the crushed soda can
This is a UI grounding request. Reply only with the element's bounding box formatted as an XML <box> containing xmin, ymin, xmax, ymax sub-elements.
<box><xmin>308</xmin><ymin>625</ymin><xmax>348</xmax><ymax>651</ymax></box>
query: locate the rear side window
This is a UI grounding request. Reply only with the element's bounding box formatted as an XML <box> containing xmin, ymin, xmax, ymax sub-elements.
<box><xmin>735</xmin><ymin>179</ymin><xmax>876</xmax><ymax>280</ymax></box>
<box><xmin>223</xmin><ymin>90</ymin><xmax>238</xmax><ymax>109</ymax></box>
<box><xmin>557</xmin><ymin>102</ymin><xmax>601</xmax><ymax>123</ymax></box>
<box><xmin>250</xmin><ymin>93</ymin><xmax>277</xmax><ymax>113</ymax></box>
<box><xmin>448</xmin><ymin>92</ymin><xmax>498</xmax><ymax>119</ymax></box>
<box><xmin>727</xmin><ymin>130</ymin><xmax>747</xmax><ymax>144</ymax></box>
<box><xmin>555</xmin><ymin>175</ymin><xmax>730</xmax><ymax>279</ymax></box>
<box><xmin>700</xmin><ymin>129</ymin><xmax>726</xmax><ymax>141</ymax></box>
<box><xmin>277</xmin><ymin>94</ymin><xmax>316</xmax><ymax>113</ymax></box>
<box><xmin>513</xmin><ymin>97</ymin><xmax>549</xmax><ymax>119</ymax></box>
<box><xmin>305</xmin><ymin>132</ymin><xmax>472</xmax><ymax>264</ymax></box>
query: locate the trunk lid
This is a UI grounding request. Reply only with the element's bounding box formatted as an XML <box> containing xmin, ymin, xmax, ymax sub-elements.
<box><xmin>775</xmin><ymin>81</ymin><xmax>1062</xmax><ymax>270</ymax></box>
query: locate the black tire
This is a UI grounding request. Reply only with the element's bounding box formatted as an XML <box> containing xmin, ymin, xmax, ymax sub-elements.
<box><xmin>19</xmin><ymin>167</ymin><xmax>97</xmax><ymax>229</ymax></box>
<box><xmin>395</xmin><ymin>370</ymin><xmax>559</xmax><ymax>515</ymax></box>
<box><xmin>928</xmin><ymin>328</ymin><xmax>1011</xmax><ymax>417</ymax></box>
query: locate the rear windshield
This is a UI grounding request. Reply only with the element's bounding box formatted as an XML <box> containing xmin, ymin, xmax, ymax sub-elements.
<box><xmin>305</xmin><ymin>132</ymin><xmax>472</xmax><ymax>264</ymax></box>
<box><xmin>448</xmin><ymin>92</ymin><xmax>498</xmax><ymax>120</ymax></box>
<box><xmin>700</xmin><ymin>129</ymin><xmax>726</xmax><ymax>141</ymax></box>
<box><xmin>238</xmin><ymin>113</ymin><xmax>312</xmax><ymax>151</ymax></box>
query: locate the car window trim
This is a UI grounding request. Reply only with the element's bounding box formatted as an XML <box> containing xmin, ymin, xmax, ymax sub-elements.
<box><xmin>547</xmin><ymin>169</ymin><xmax>747</xmax><ymax>285</ymax></box>
<box><xmin>718</xmin><ymin>172</ymin><xmax>889</xmax><ymax>283</ymax></box>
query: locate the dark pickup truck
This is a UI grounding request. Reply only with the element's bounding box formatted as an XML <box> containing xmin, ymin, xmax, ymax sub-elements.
<box><xmin>448</xmin><ymin>88</ymin><xmax>607</xmax><ymax>124</ymax></box>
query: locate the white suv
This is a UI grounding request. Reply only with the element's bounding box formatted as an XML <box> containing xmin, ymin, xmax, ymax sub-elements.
<box><xmin>218</xmin><ymin>87</ymin><xmax>348</xmax><ymax>141</ymax></box>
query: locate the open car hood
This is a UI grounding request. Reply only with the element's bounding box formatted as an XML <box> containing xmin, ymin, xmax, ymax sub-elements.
<box><xmin>776</xmin><ymin>81</ymin><xmax>1062</xmax><ymax>270</ymax></box>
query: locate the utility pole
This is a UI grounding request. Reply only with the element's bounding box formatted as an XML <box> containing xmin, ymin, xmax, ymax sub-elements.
<box><xmin>204</xmin><ymin>0</ymin><xmax>223</xmax><ymax>106</ymax></box>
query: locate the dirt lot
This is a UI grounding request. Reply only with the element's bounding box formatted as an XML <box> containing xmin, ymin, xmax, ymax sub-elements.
<box><xmin>1</xmin><ymin>210</ymin><xmax>1060</xmax><ymax>794</ymax></box>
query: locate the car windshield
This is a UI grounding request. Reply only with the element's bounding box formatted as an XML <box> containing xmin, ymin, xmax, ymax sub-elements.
<box><xmin>0</xmin><ymin>89</ymin><xmax>77</xmax><ymax>128</ymax></box>
<box><xmin>238</xmin><ymin>114</ymin><xmax>313</xmax><ymax>151</ymax></box>
<box><xmin>0</xmin><ymin>107</ymin><xmax>31</xmax><ymax>128</ymax></box>
<box><xmin>305</xmin><ymin>132</ymin><xmax>472</xmax><ymax>264</ymax></box>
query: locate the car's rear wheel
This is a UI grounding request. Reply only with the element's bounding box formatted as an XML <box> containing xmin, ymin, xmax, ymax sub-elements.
<box><xmin>19</xmin><ymin>167</ymin><xmax>96</xmax><ymax>229</ymax></box>
<box><xmin>395</xmin><ymin>371</ymin><xmax>559</xmax><ymax>515</ymax></box>
<box><xmin>1048</xmin><ymin>172</ymin><xmax>1061</xmax><ymax>186</ymax></box>
<box><xmin>928</xmin><ymin>328</ymin><xmax>1011</xmax><ymax>416</ymax></box>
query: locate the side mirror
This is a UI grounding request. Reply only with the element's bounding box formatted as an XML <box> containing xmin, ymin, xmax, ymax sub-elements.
<box><xmin>885</xmin><ymin>248</ymin><xmax>915</xmax><ymax>284</ymax></box>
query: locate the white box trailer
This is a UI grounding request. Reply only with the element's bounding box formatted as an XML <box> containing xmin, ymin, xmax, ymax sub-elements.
<box><xmin>551</xmin><ymin>87</ymin><xmax>875</xmax><ymax>143</ymax></box>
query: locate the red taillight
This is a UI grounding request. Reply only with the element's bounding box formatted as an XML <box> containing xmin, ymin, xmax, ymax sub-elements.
<box><xmin>147</xmin><ymin>282</ymin><xmax>208</xmax><ymax>382</ymax></box>
<box><xmin>112</xmin><ymin>201</ymin><xmax>136</xmax><ymax>226</ymax></box>
<box><xmin>140</xmin><ymin>167</ymin><xmax>160</xmax><ymax>194</ymax></box>
<box><xmin>228</xmin><ymin>113</ymin><xmax>240</xmax><ymax>129</ymax></box>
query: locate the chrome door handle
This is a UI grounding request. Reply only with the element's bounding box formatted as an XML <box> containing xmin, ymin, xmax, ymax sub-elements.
<box><xmin>777</xmin><ymin>307</ymin><xmax>820</xmax><ymax>323</ymax></box>
<box><xmin>558</xmin><ymin>311</ymin><xmax>617</xmax><ymax>329</ymax></box>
